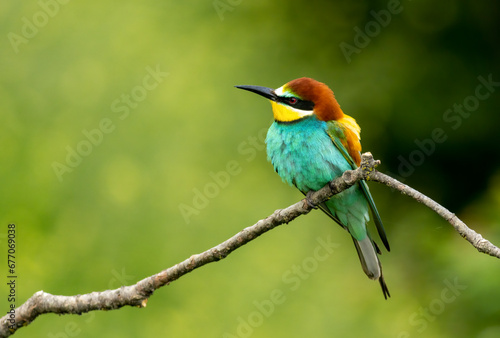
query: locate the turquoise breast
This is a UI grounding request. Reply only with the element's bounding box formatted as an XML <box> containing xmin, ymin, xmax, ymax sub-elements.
<box><xmin>265</xmin><ymin>116</ymin><xmax>351</xmax><ymax>192</ymax></box>
<box><xmin>266</xmin><ymin>115</ymin><xmax>370</xmax><ymax>240</ymax></box>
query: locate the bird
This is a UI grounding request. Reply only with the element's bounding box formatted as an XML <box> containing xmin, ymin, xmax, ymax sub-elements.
<box><xmin>235</xmin><ymin>77</ymin><xmax>390</xmax><ymax>299</ymax></box>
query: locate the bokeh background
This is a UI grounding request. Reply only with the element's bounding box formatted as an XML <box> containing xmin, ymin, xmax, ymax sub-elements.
<box><xmin>2</xmin><ymin>0</ymin><xmax>500</xmax><ymax>337</ymax></box>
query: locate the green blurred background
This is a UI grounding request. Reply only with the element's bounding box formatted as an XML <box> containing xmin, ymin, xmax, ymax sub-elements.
<box><xmin>2</xmin><ymin>0</ymin><xmax>500</xmax><ymax>337</ymax></box>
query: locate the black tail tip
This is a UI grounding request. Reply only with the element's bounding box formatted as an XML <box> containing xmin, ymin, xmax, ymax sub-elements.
<box><xmin>380</xmin><ymin>277</ymin><xmax>391</xmax><ymax>300</ymax></box>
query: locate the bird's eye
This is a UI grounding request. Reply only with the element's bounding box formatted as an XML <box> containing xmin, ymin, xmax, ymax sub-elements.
<box><xmin>289</xmin><ymin>97</ymin><xmax>298</xmax><ymax>105</ymax></box>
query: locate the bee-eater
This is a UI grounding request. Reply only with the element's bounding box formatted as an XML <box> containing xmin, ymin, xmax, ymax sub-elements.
<box><xmin>236</xmin><ymin>77</ymin><xmax>390</xmax><ymax>298</ymax></box>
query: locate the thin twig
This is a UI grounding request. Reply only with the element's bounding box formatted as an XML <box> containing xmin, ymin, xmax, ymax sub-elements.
<box><xmin>368</xmin><ymin>170</ymin><xmax>500</xmax><ymax>259</ymax></box>
<box><xmin>0</xmin><ymin>153</ymin><xmax>498</xmax><ymax>337</ymax></box>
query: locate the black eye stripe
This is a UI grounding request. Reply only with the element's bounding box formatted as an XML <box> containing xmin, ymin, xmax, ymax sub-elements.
<box><xmin>295</xmin><ymin>100</ymin><xmax>315</xmax><ymax>110</ymax></box>
<box><xmin>277</xmin><ymin>96</ymin><xmax>315</xmax><ymax>111</ymax></box>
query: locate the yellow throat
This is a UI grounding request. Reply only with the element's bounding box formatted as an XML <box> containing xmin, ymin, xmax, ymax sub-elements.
<box><xmin>270</xmin><ymin>101</ymin><xmax>313</xmax><ymax>122</ymax></box>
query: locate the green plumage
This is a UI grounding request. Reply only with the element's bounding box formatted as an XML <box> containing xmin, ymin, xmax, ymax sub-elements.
<box><xmin>266</xmin><ymin>116</ymin><xmax>368</xmax><ymax>240</ymax></box>
<box><xmin>266</xmin><ymin>115</ymin><xmax>390</xmax><ymax>298</ymax></box>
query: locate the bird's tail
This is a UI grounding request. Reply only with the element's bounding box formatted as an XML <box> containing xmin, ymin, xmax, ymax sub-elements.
<box><xmin>352</xmin><ymin>237</ymin><xmax>390</xmax><ymax>299</ymax></box>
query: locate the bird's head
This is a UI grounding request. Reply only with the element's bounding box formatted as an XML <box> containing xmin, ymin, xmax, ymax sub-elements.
<box><xmin>236</xmin><ymin>77</ymin><xmax>344</xmax><ymax>123</ymax></box>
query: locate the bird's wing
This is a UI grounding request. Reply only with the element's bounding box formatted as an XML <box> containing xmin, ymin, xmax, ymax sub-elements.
<box><xmin>325</xmin><ymin>120</ymin><xmax>390</xmax><ymax>251</ymax></box>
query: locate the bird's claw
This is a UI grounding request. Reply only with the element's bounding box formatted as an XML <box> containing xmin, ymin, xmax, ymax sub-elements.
<box><xmin>305</xmin><ymin>191</ymin><xmax>318</xmax><ymax>209</ymax></box>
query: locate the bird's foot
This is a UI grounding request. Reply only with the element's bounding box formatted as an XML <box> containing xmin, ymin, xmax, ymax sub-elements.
<box><xmin>305</xmin><ymin>191</ymin><xmax>318</xmax><ymax>209</ymax></box>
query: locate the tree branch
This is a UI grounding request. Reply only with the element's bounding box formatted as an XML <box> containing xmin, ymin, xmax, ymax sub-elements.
<box><xmin>367</xmin><ymin>170</ymin><xmax>500</xmax><ymax>259</ymax></box>
<box><xmin>1</xmin><ymin>153</ymin><xmax>498</xmax><ymax>337</ymax></box>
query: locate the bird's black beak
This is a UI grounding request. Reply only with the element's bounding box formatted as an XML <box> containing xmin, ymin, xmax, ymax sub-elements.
<box><xmin>235</xmin><ymin>85</ymin><xmax>278</xmax><ymax>102</ymax></box>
